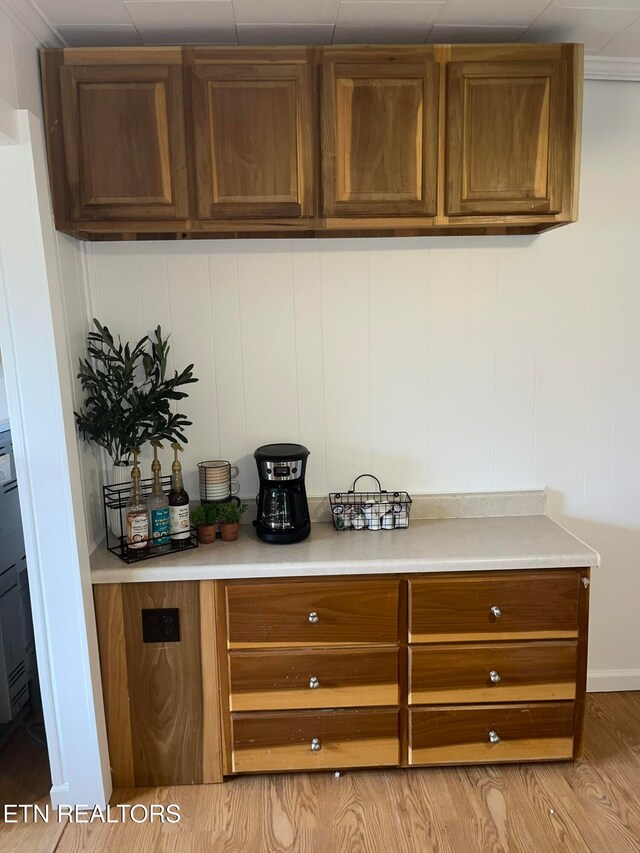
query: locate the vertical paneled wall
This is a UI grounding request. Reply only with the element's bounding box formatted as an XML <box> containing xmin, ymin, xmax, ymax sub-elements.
<box><xmin>84</xmin><ymin>80</ymin><xmax>640</xmax><ymax>682</ymax></box>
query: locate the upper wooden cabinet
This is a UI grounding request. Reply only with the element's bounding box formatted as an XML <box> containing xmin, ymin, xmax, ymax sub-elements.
<box><xmin>188</xmin><ymin>48</ymin><xmax>314</xmax><ymax>227</ymax></box>
<box><xmin>447</xmin><ymin>59</ymin><xmax>567</xmax><ymax>216</ymax></box>
<box><xmin>41</xmin><ymin>43</ymin><xmax>583</xmax><ymax>240</ymax></box>
<box><xmin>43</xmin><ymin>49</ymin><xmax>189</xmax><ymax>230</ymax></box>
<box><xmin>321</xmin><ymin>48</ymin><xmax>439</xmax><ymax>221</ymax></box>
<box><xmin>443</xmin><ymin>43</ymin><xmax>581</xmax><ymax>226</ymax></box>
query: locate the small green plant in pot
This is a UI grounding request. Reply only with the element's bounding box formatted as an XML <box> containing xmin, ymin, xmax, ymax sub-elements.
<box><xmin>217</xmin><ymin>501</ymin><xmax>248</xmax><ymax>542</ymax></box>
<box><xmin>190</xmin><ymin>504</ymin><xmax>218</xmax><ymax>545</ymax></box>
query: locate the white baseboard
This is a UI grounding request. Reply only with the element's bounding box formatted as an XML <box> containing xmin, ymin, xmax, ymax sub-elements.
<box><xmin>587</xmin><ymin>669</ymin><xmax>640</xmax><ymax>692</ymax></box>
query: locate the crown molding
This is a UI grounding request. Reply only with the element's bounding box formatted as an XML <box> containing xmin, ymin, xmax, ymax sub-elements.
<box><xmin>584</xmin><ymin>56</ymin><xmax>640</xmax><ymax>82</ymax></box>
<box><xmin>0</xmin><ymin>0</ymin><xmax>62</xmax><ymax>48</ymax></box>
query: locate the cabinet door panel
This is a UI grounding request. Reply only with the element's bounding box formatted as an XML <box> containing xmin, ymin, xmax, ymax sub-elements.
<box><xmin>60</xmin><ymin>64</ymin><xmax>188</xmax><ymax>221</ymax></box>
<box><xmin>225</xmin><ymin>578</ymin><xmax>399</xmax><ymax>648</ymax></box>
<box><xmin>231</xmin><ymin>708</ymin><xmax>399</xmax><ymax>773</ymax></box>
<box><xmin>409</xmin><ymin>641</ymin><xmax>577</xmax><ymax>704</ymax></box>
<box><xmin>191</xmin><ymin>53</ymin><xmax>313</xmax><ymax>222</ymax></box>
<box><xmin>447</xmin><ymin>61</ymin><xmax>566</xmax><ymax>216</ymax></box>
<box><xmin>409</xmin><ymin>702</ymin><xmax>574</xmax><ymax>765</ymax></box>
<box><xmin>409</xmin><ymin>570</ymin><xmax>580</xmax><ymax>643</ymax></box>
<box><xmin>229</xmin><ymin>647</ymin><xmax>399</xmax><ymax>711</ymax></box>
<box><xmin>322</xmin><ymin>53</ymin><xmax>439</xmax><ymax>217</ymax></box>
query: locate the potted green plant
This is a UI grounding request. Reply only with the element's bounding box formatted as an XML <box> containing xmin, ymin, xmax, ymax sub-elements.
<box><xmin>190</xmin><ymin>504</ymin><xmax>218</xmax><ymax>545</ymax></box>
<box><xmin>74</xmin><ymin>320</ymin><xmax>198</xmax><ymax>534</ymax></box>
<box><xmin>217</xmin><ymin>501</ymin><xmax>248</xmax><ymax>542</ymax></box>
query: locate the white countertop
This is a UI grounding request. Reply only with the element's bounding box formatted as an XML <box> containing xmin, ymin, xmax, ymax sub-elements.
<box><xmin>90</xmin><ymin>515</ymin><xmax>600</xmax><ymax>584</ymax></box>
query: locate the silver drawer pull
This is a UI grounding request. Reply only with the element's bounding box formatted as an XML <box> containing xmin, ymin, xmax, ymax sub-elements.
<box><xmin>488</xmin><ymin>730</ymin><xmax>501</xmax><ymax>744</ymax></box>
<box><xmin>489</xmin><ymin>670</ymin><xmax>501</xmax><ymax>684</ymax></box>
<box><xmin>309</xmin><ymin>676</ymin><xmax>320</xmax><ymax>689</ymax></box>
<box><xmin>490</xmin><ymin>605</ymin><xmax>502</xmax><ymax>618</ymax></box>
<box><xmin>308</xmin><ymin>611</ymin><xmax>319</xmax><ymax>624</ymax></box>
<box><xmin>311</xmin><ymin>737</ymin><xmax>322</xmax><ymax>752</ymax></box>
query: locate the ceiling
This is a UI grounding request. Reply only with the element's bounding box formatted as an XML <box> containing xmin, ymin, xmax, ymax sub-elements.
<box><xmin>25</xmin><ymin>0</ymin><xmax>640</xmax><ymax>57</ymax></box>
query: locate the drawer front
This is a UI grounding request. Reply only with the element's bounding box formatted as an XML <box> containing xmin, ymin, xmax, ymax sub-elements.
<box><xmin>409</xmin><ymin>641</ymin><xmax>577</xmax><ymax>704</ymax></box>
<box><xmin>409</xmin><ymin>570</ymin><xmax>580</xmax><ymax>642</ymax></box>
<box><xmin>409</xmin><ymin>702</ymin><xmax>574</xmax><ymax>765</ymax></box>
<box><xmin>231</xmin><ymin>708</ymin><xmax>399</xmax><ymax>773</ymax></box>
<box><xmin>225</xmin><ymin>579</ymin><xmax>399</xmax><ymax>648</ymax></box>
<box><xmin>229</xmin><ymin>647</ymin><xmax>399</xmax><ymax>711</ymax></box>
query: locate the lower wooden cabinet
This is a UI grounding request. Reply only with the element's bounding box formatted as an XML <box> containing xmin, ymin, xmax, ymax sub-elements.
<box><xmin>409</xmin><ymin>641</ymin><xmax>578</xmax><ymax>704</ymax></box>
<box><xmin>93</xmin><ymin>567</ymin><xmax>590</xmax><ymax>786</ymax></box>
<box><xmin>231</xmin><ymin>708</ymin><xmax>399</xmax><ymax>773</ymax></box>
<box><xmin>229</xmin><ymin>647</ymin><xmax>399</xmax><ymax>711</ymax></box>
<box><xmin>409</xmin><ymin>703</ymin><xmax>575</xmax><ymax>765</ymax></box>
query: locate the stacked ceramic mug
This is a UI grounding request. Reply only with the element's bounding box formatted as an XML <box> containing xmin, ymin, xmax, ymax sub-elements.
<box><xmin>198</xmin><ymin>461</ymin><xmax>240</xmax><ymax>503</ymax></box>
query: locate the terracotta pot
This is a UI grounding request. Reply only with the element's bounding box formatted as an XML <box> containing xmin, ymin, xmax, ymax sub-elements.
<box><xmin>197</xmin><ymin>523</ymin><xmax>217</xmax><ymax>545</ymax></box>
<box><xmin>220</xmin><ymin>522</ymin><xmax>240</xmax><ymax>542</ymax></box>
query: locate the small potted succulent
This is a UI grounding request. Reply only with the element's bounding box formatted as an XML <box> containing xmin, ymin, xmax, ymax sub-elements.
<box><xmin>217</xmin><ymin>501</ymin><xmax>248</xmax><ymax>542</ymax></box>
<box><xmin>190</xmin><ymin>504</ymin><xmax>218</xmax><ymax>545</ymax></box>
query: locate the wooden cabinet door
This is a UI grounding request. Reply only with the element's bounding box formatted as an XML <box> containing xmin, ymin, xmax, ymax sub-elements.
<box><xmin>59</xmin><ymin>61</ymin><xmax>189</xmax><ymax>222</ymax></box>
<box><xmin>322</xmin><ymin>49</ymin><xmax>439</xmax><ymax>218</ymax></box>
<box><xmin>190</xmin><ymin>48</ymin><xmax>314</xmax><ymax>223</ymax></box>
<box><xmin>446</xmin><ymin>60</ymin><xmax>567</xmax><ymax>216</ymax></box>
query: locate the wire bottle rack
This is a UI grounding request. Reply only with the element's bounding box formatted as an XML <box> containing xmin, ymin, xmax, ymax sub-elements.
<box><xmin>103</xmin><ymin>475</ymin><xmax>198</xmax><ymax>564</ymax></box>
<box><xmin>329</xmin><ymin>474</ymin><xmax>412</xmax><ymax>531</ymax></box>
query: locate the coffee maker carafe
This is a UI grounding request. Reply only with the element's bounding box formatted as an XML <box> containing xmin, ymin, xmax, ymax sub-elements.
<box><xmin>254</xmin><ymin>443</ymin><xmax>311</xmax><ymax>544</ymax></box>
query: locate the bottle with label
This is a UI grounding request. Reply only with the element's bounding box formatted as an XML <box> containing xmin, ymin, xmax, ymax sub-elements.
<box><xmin>169</xmin><ymin>442</ymin><xmax>191</xmax><ymax>549</ymax></box>
<box><xmin>125</xmin><ymin>447</ymin><xmax>150</xmax><ymax>559</ymax></box>
<box><xmin>148</xmin><ymin>440</ymin><xmax>170</xmax><ymax>553</ymax></box>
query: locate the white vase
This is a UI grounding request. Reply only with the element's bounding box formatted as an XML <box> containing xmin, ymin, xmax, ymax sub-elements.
<box><xmin>109</xmin><ymin>462</ymin><xmax>134</xmax><ymax>540</ymax></box>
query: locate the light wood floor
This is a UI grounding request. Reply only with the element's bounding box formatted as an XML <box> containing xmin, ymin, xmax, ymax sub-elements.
<box><xmin>1</xmin><ymin>692</ymin><xmax>640</xmax><ymax>852</ymax></box>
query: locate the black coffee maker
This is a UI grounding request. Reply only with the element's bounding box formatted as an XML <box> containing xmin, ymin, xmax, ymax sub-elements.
<box><xmin>254</xmin><ymin>443</ymin><xmax>311</xmax><ymax>544</ymax></box>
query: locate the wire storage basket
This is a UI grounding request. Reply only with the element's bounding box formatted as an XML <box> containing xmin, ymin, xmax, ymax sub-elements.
<box><xmin>103</xmin><ymin>475</ymin><xmax>198</xmax><ymax>563</ymax></box>
<box><xmin>329</xmin><ymin>475</ymin><xmax>412</xmax><ymax>531</ymax></box>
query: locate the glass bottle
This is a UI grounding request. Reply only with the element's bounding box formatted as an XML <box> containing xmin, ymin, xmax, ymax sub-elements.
<box><xmin>148</xmin><ymin>440</ymin><xmax>170</xmax><ymax>553</ymax></box>
<box><xmin>125</xmin><ymin>447</ymin><xmax>150</xmax><ymax>559</ymax></box>
<box><xmin>169</xmin><ymin>442</ymin><xmax>190</xmax><ymax>549</ymax></box>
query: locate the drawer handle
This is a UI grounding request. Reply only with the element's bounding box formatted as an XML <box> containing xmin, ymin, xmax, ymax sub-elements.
<box><xmin>490</xmin><ymin>605</ymin><xmax>502</xmax><ymax>619</ymax></box>
<box><xmin>309</xmin><ymin>676</ymin><xmax>320</xmax><ymax>689</ymax></box>
<box><xmin>488</xmin><ymin>730</ymin><xmax>501</xmax><ymax>744</ymax></box>
<box><xmin>310</xmin><ymin>737</ymin><xmax>322</xmax><ymax>752</ymax></box>
<box><xmin>308</xmin><ymin>611</ymin><xmax>319</xmax><ymax>624</ymax></box>
<box><xmin>489</xmin><ymin>670</ymin><xmax>502</xmax><ymax>684</ymax></box>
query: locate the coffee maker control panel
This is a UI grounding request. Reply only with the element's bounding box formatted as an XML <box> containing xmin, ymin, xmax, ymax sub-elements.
<box><xmin>260</xmin><ymin>460</ymin><xmax>303</xmax><ymax>482</ymax></box>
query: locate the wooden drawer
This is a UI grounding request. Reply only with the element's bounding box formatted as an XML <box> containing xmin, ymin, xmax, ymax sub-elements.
<box><xmin>229</xmin><ymin>647</ymin><xmax>398</xmax><ymax>711</ymax></box>
<box><xmin>409</xmin><ymin>702</ymin><xmax>575</xmax><ymax>765</ymax></box>
<box><xmin>231</xmin><ymin>708</ymin><xmax>399</xmax><ymax>773</ymax></box>
<box><xmin>409</xmin><ymin>641</ymin><xmax>577</xmax><ymax>704</ymax></box>
<box><xmin>409</xmin><ymin>570</ymin><xmax>580</xmax><ymax>642</ymax></box>
<box><xmin>225</xmin><ymin>579</ymin><xmax>399</xmax><ymax>648</ymax></box>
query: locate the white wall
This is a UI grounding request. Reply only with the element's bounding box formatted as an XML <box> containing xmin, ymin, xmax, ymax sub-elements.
<box><xmin>87</xmin><ymin>79</ymin><xmax>640</xmax><ymax>689</ymax></box>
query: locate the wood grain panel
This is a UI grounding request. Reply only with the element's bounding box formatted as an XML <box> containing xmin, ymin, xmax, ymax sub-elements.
<box><xmin>409</xmin><ymin>640</ymin><xmax>577</xmax><ymax>704</ymax></box>
<box><xmin>93</xmin><ymin>584</ymin><xmax>135</xmax><ymax>787</ymax></box>
<box><xmin>225</xmin><ymin>578</ymin><xmax>400</xmax><ymax>648</ymax></box>
<box><xmin>200</xmin><ymin>580</ymin><xmax>223</xmax><ymax>782</ymax></box>
<box><xmin>409</xmin><ymin>570</ymin><xmax>580</xmax><ymax>642</ymax></box>
<box><xmin>447</xmin><ymin>60</ymin><xmax>567</xmax><ymax>216</ymax></box>
<box><xmin>322</xmin><ymin>48</ymin><xmax>439</xmax><ymax>218</ymax></box>
<box><xmin>229</xmin><ymin>647</ymin><xmax>398</xmax><ymax>711</ymax></box>
<box><xmin>59</xmin><ymin>63</ymin><xmax>188</xmax><ymax>222</ymax></box>
<box><xmin>122</xmin><ymin>581</ymin><xmax>204</xmax><ymax>786</ymax></box>
<box><xmin>409</xmin><ymin>702</ymin><xmax>575</xmax><ymax>765</ymax></box>
<box><xmin>231</xmin><ymin>708</ymin><xmax>399</xmax><ymax>773</ymax></box>
<box><xmin>573</xmin><ymin>568</ymin><xmax>590</xmax><ymax>758</ymax></box>
<box><xmin>189</xmin><ymin>48</ymin><xmax>314</xmax><ymax>223</ymax></box>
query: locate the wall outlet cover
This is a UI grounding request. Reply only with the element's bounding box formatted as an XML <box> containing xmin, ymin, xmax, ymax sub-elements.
<box><xmin>141</xmin><ymin>608</ymin><xmax>180</xmax><ymax>643</ymax></box>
